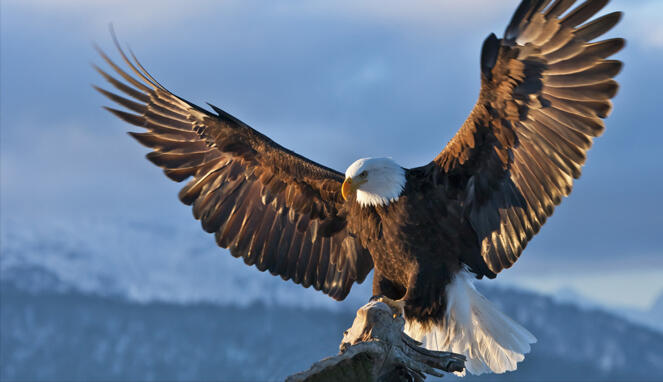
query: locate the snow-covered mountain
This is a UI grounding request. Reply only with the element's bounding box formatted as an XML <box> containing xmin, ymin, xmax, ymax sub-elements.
<box><xmin>0</xmin><ymin>216</ymin><xmax>372</xmax><ymax>309</ymax></box>
<box><xmin>614</xmin><ymin>295</ymin><xmax>663</xmax><ymax>334</ymax></box>
<box><xmin>652</xmin><ymin>293</ymin><xmax>663</xmax><ymax>317</ymax></box>
<box><xmin>553</xmin><ymin>287</ymin><xmax>663</xmax><ymax>334</ymax></box>
<box><xmin>2</xmin><ymin>217</ymin><xmax>663</xmax><ymax>381</ymax></box>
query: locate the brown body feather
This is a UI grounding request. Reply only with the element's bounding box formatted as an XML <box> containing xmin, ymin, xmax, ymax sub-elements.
<box><xmin>95</xmin><ymin>0</ymin><xmax>622</xmax><ymax>326</ymax></box>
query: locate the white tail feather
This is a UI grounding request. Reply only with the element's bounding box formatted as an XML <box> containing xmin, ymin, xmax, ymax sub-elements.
<box><xmin>404</xmin><ymin>269</ymin><xmax>537</xmax><ymax>376</ymax></box>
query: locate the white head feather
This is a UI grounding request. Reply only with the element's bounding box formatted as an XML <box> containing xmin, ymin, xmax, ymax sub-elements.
<box><xmin>344</xmin><ymin>157</ymin><xmax>406</xmax><ymax>208</ymax></box>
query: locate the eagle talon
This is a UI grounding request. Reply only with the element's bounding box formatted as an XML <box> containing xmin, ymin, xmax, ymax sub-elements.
<box><xmin>373</xmin><ymin>296</ymin><xmax>405</xmax><ymax>318</ymax></box>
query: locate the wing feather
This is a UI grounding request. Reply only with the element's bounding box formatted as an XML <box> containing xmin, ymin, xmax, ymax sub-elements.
<box><xmin>430</xmin><ymin>0</ymin><xmax>623</xmax><ymax>275</ymax></box>
<box><xmin>94</xmin><ymin>36</ymin><xmax>372</xmax><ymax>300</ymax></box>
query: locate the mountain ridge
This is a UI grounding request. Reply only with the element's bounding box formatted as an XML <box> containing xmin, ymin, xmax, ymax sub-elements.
<box><xmin>3</xmin><ymin>279</ymin><xmax>663</xmax><ymax>381</ymax></box>
<box><xmin>3</xmin><ymin>217</ymin><xmax>663</xmax><ymax>380</ymax></box>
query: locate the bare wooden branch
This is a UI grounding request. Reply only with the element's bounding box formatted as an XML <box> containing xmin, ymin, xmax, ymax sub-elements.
<box><xmin>286</xmin><ymin>301</ymin><xmax>465</xmax><ymax>382</ymax></box>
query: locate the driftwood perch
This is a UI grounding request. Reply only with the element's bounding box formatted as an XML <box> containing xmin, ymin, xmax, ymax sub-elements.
<box><xmin>286</xmin><ymin>301</ymin><xmax>465</xmax><ymax>382</ymax></box>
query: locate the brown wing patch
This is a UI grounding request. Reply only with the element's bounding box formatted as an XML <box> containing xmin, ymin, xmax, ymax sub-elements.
<box><xmin>94</xmin><ymin>35</ymin><xmax>372</xmax><ymax>300</ymax></box>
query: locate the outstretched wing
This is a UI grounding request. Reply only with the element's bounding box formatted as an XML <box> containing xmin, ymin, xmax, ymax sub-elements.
<box><xmin>431</xmin><ymin>0</ymin><xmax>623</xmax><ymax>276</ymax></box>
<box><xmin>94</xmin><ymin>38</ymin><xmax>372</xmax><ymax>300</ymax></box>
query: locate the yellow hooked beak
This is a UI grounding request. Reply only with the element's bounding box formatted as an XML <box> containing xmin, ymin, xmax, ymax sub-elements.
<box><xmin>342</xmin><ymin>177</ymin><xmax>367</xmax><ymax>200</ymax></box>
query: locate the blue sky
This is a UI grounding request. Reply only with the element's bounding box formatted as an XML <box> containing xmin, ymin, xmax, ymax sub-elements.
<box><xmin>2</xmin><ymin>0</ymin><xmax>662</xmax><ymax>308</ymax></box>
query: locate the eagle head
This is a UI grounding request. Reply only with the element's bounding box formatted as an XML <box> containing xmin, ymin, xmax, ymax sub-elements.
<box><xmin>342</xmin><ymin>157</ymin><xmax>405</xmax><ymax>207</ymax></box>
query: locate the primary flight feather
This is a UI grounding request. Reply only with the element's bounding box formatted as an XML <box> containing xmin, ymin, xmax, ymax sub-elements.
<box><xmin>95</xmin><ymin>0</ymin><xmax>623</xmax><ymax>375</ymax></box>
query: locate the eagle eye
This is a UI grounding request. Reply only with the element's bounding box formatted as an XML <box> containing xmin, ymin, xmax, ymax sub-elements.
<box><xmin>360</xmin><ymin>171</ymin><xmax>368</xmax><ymax>178</ymax></box>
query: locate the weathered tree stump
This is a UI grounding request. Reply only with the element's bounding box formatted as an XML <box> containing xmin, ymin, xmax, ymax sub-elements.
<box><xmin>286</xmin><ymin>301</ymin><xmax>465</xmax><ymax>382</ymax></box>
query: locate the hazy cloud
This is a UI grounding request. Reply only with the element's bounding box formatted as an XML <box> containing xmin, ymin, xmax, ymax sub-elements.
<box><xmin>625</xmin><ymin>1</ymin><xmax>663</xmax><ymax>49</ymax></box>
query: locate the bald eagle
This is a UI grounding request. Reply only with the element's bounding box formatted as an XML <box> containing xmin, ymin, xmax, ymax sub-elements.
<box><xmin>95</xmin><ymin>0</ymin><xmax>623</xmax><ymax>375</ymax></box>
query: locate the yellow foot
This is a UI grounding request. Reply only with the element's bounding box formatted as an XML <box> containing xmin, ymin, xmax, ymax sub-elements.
<box><xmin>374</xmin><ymin>296</ymin><xmax>405</xmax><ymax>318</ymax></box>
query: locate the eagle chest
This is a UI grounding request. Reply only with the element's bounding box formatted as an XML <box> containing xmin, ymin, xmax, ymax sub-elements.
<box><xmin>350</xmin><ymin>199</ymin><xmax>450</xmax><ymax>286</ymax></box>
